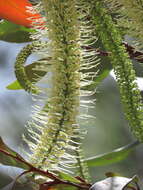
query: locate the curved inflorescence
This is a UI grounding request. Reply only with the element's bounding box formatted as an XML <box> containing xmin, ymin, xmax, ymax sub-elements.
<box><xmin>104</xmin><ymin>0</ymin><xmax>143</xmax><ymax>49</ymax></box>
<box><xmin>86</xmin><ymin>0</ymin><xmax>143</xmax><ymax>141</ymax></box>
<box><xmin>26</xmin><ymin>0</ymin><xmax>82</xmax><ymax>173</ymax></box>
<box><xmin>15</xmin><ymin>41</ymin><xmax>43</xmax><ymax>94</ymax></box>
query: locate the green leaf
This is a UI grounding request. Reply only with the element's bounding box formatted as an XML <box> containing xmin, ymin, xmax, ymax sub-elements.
<box><xmin>94</xmin><ymin>51</ymin><xmax>112</xmax><ymax>86</ymax></box>
<box><xmin>95</xmin><ymin>69</ymin><xmax>110</xmax><ymax>84</ymax></box>
<box><xmin>58</xmin><ymin>172</ymin><xmax>80</xmax><ymax>183</ymax></box>
<box><xmin>0</xmin><ymin>137</ymin><xmax>30</xmax><ymax>170</ymax></box>
<box><xmin>84</xmin><ymin>69</ymin><xmax>110</xmax><ymax>91</ymax></box>
<box><xmin>7</xmin><ymin>81</ymin><xmax>22</xmax><ymax>90</ymax></box>
<box><xmin>54</xmin><ymin>185</ymin><xmax>78</xmax><ymax>190</ymax></box>
<box><xmin>0</xmin><ymin>20</ymin><xmax>33</xmax><ymax>43</ymax></box>
<box><xmin>85</xmin><ymin>141</ymin><xmax>139</xmax><ymax>167</ymax></box>
<box><xmin>7</xmin><ymin>60</ymin><xmax>50</xmax><ymax>90</ymax></box>
<box><xmin>82</xmin><ymin>46</ymin><xmax>112</xmax><ymax>91</ymax></box>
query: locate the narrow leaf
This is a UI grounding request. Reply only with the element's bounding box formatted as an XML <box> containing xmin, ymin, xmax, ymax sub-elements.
<box><xmin>0</xmin><ymin>21</ymin><xmax>33</xmax><ymax>43</ymax></box>
<box><xmin>7</xmin><ymin>60</ymin><xmax>50</xmax><ymax>90</ymax></box>
<box><xmin>85</xmin><ymin>69</ymin><xmax>110</xmax><ymax>90</ymax></box>
<box><xmin>58</xmin><ymin>172</ymin><xmax>80</xmax><ymax>183</ymax></box>
<box><xmin>6</xmin><ymin>81</ymin><xmax>22</xmax><ymax>90</ymax></box>
<box><xmin>85</xmin><ymin>141</ymin><xmax>139</xmax><ymax>167</ymax></box>
<box><xmin>0</xmin><ymin>137</ymin><xmax>30</xmax><ymax>170</ymax></box>
<box><xmin>95</xmin><ymin>69</ymin><xmax>110</xmax><ymax>84</ymax></box>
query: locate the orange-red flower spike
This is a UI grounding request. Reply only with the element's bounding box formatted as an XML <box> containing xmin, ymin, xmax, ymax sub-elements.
<box><xmin>0</xmin><ymin>0</ymin><xmax>43</xmax><ymax>28</ymax></box>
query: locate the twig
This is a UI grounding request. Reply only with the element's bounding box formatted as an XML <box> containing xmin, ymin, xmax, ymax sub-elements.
<box><xmin>81</xmin><ymin>42</ymin><xmax>143</xmax><ymax>63</ymax></box>
<box><xmin>0</xmin><ymin>148</ymin><xmax>91</xmax><ymax>189</ymax></box>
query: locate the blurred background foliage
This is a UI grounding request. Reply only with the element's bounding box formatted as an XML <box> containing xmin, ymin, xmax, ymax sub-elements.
<box><xmin>0</xmin><ymin>20</ymin><xmax>143</xmax><ymax>189</ymax></box>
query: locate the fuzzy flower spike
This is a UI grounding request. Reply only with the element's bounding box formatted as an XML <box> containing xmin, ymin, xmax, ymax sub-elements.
<box><xmin>25</xmin><ymin>0</ymin><xmax>82</xmax><ymax>172</ymax></box>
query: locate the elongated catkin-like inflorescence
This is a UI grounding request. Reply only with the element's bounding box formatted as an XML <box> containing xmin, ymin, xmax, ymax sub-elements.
<box><xmin>29</xmin><ymin>0</ymin><xmax>81</xmax><ymax>171</ymax></box>
<box><xmin>15</xmin><ymin>41</ymin><xmax>42</xmax><ymax>94</ymax></box>
<box><xmin>85</xmin><ymin>0</ymin><xmax>143</xmax><ymax>141</ymax></box>
<box><xmin>104</xmin><ymin>0</ymin><xmax>143</xmax><ymax>48</ymax></box>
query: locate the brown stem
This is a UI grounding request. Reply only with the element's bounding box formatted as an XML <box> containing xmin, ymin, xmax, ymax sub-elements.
<box><xmin>0</xmin><ymin>148</ymin><xmax>91</xmax><ymax>189</ymax></box>
<box><xmin>81</xmin><ymin>42</ymin><xmax>143</xmax><ymax>63</ymax></box>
